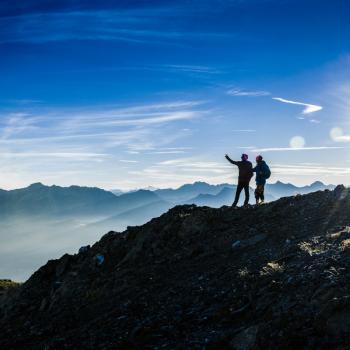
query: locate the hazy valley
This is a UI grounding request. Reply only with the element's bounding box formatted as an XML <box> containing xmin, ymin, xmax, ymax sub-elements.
<box><xmin>0</xmin><ymin>181</ymin><xmax>334</xmax><ymax>281</ymax></box>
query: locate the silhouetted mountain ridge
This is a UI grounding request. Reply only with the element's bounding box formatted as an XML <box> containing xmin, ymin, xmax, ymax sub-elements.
<box><xmin>0</xmin><ymin>180</ymin><xmax>335</xmax><ymax>219</ymax></box>
<box><xmin>0</xmin><ymin>184</ymin><xmax>161</xmax><ymax>218</ymax></box>
<box><xmin>1</xmin><ymin>185</ymin><xmax>350</xmax><ymax>349</ymax></box>
<box><xmin>0</xmin><ymin>180</ymin><xmax>336</xmax><ymax>280</ymax></box>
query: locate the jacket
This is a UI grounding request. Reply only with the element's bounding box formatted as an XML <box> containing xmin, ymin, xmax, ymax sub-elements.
<box><xmin>226</xmin><ymin>156</ymin><xmax>253</xmax><ymax>184</ymax></box>
<box><xmin>253</xmin><ymin>160</ymin><xmax>269</xmax><ymax>185</ymax></box>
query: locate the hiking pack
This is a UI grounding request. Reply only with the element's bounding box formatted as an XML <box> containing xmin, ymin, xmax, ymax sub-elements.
<box><xmin>263</xmin><ymin>163</ymin><xmax>271</xmax><ymax>179</ymax></box>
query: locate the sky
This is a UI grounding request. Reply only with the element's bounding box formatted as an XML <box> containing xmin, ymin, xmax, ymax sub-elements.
<box><xmin>1</xmin><ymin>0</ymin><xmax>350</xmax><ymax>190</ymax></box>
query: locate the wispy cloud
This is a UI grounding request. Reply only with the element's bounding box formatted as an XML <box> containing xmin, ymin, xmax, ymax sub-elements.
<box><xmin>0</xmin><ymin>10</ymin><xmax>231</xmax><ymax>45</ymax></box>
<box><xmin>227</xmin><ymin>89</ymin><xmax>270</xmax><ymax>97</ymax></box>
<box><xmin>330</xmin><ymin>127</ymin><xmax>350</xmax><ymax>142</ymax></box>
<box><xmin>4</xmin><ymin>99</ymin><xmax>43</xmax><ymax>105</ymax></box>
<box><xmin>158</xmin><ymin>64</ymin><xmax>221</xmax><ymax>74</ymax></box>
<box><xmin>149</xmin><ymin>151</ymin><xmax>186</xmax><ymax>154</ymax></box>
<box><xmin>157</xmin><ymin>157</ymin><xmax>230</xmax><ymax>170</ymax></box>
<box><xmin>0</xmin><ymin>99</ymin><xmax>208</xmax><ymax>189</ymax></box>
<box><xmin>252</xmin><ymin>146</ymin><xmax>343</xmax><ymax>152</ymax></box>
<box><xmin>146</xmin><ymin>147</ymin><xmax>192</xmax><ymax>155</ymax></box>
<box><xmin>272</xmin><ymin>164</ymin><xmax>350</xmax><ymax>176</ymax></box>
<box><xmin>57</xmin><ymin>110</ymin><xmax>201</xmax><ymax>130</ymax></box>
<box><xmin>0</xmin><ymin>114</ymin><xmax>43</xmax><ymax>139</ymax></box>
<box><xmin>333</xmin><ymin>136</ymin><xmax>350</xmax><ymax>142</ymax></box>
<box><xmin>232</xmin><ymin>129</ymin><xmax>256</xmax><ymax>132</ymax></box>
<box><xmin>119</xmin><ymin>159</ymin><xmax>139</xmax><ymax>163</ymax></box>
<box><xmin>0</xmin><ymin>152</ymin><xmax>108</xmax><ymax>160</ymax></box>
<box><xmin>59</xmin><ymin>100</ymin><xmax>204</xmax><ymax>125</ymax></box>
<box><xmin>272</xmin><ymin>97</ymin><xmax>323</xmax><ymax>114</ymax></box>
<box><xmin>0</xmin><ymin>100</ymin><xmax>203</xmax><ymax>167</ymax></box>
<box><xmin>227</xmin><ymin>90</ymin><xmax>323</xmax><ymax>116</ymax></box>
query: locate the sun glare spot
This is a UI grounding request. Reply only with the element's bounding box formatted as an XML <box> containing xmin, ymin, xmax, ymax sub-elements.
<box><xmin>330</xmin><ymin>127</ymin><xmax>343</xmax><ymax>141</ymax></box>
<box><xmin>290</xmin><ymin>136</ymin><xmax>305</xmax><ymax>149</ymax></box>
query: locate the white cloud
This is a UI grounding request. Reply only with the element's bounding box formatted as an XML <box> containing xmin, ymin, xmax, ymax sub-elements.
<box><xmin>330</xmin><ymin>127</ymin><xmax>350</xmax><ymax>142</ymax></box>
<box><xmin>8</xmin><ymin>99</ymin><xmax>43</xmax><ymax>105</ymax></box>
<box><xmin>119</xmin><ymin>159</ymin><xmax>139</xmax><ymax>163</ymax></box>
<box><xmin>0</xmin><ymin>10</ymin><xmax>232</xmax><ymax>45</ymax></box>
<box><xmin>272</xmin><ymin>164</ymin><xmax>350</xmax><ymax>176</ymax></box>
<box><xmin>54</xmin><ymin>101</ymin><xmax>205</xmax><ymax>131</ymax></box>
<box><xmin>0</xmin><ymin>100</ymin><xmax>204</xmax><ymax>146</ymax></box>
<box><xmin>0</xmin><ymin>152</ymin><xmax>109</xmax><ymax>160</ymax></box>
<box><xmin>105</xmin><ymin>111</ymin><xmax>199</xmax><ymax>126</ymax></box>
<box><xmin>272</xmin><ymin>97</ymin><xmax>323</xmax><ymax>114</ymax></box>
<box><xmin>252</xmin><ymin>146</ymin><xmax>343</xmax><ymax>152</ymax></box>
<box><xmin>149</xmin><ymin>151</ymin><xmax>187</xmax><ymax>154</ymax></box>
<box><xmin>232</xmin><ymin>129</ymin><xmax>256</xmax><ymax>132</ymax></box>
<box><xmin>227</xmin><ymin>89</ymin><xmax>270</xmax><ymax>97</ymax></box>
<box><xmin>147</xmin><ymin>147</ymin><xmax>192</xmax><ymax>155</ymax></box>
<box><xmin>0</xmin><ymin>114</ymin><xmax>43</xmax><ymax>139</ymax></box>
<box><xmin>158</xmin><ymin>64</ymin><xmax>220</xmax><ymax>74</ymax></box>
<box><xmin>126</xmin><ymin>156</ymin><xmax>234</xmax><ymax>188</ymax></box>
<box><xmin>334</xmin><ymin>135</ymin><xmax>350</xmax><ymax>142</ymax></box>
<box><xmin>157</xmin><ymin>157</ymin><xmax>230</xmax><ymax>170</ymax></box>
<box><xmin>0</xmin><ymin>99</ymin><xmax>206</xmax><ymax>189</ymax></box>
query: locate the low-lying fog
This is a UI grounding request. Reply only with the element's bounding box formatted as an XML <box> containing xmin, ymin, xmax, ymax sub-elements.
<box><xmin>0</xmin><ymin>216</ymin><xmax>128</xmax><ymax>282</ymax></box>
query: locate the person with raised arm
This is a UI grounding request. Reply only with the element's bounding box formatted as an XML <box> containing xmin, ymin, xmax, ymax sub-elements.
<box><xmin>225</xmin><ymin>153</ymin><xmax>253</xmax><ymax>207</ymax></box>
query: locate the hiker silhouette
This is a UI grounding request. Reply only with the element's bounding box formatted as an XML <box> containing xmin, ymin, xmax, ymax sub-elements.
<box><xmin>225</xmin><ymin>153</ymin><xmax>253</xmax><ymax>207</ymax></box>
<box><xmin>253</xmin><ymin>155</ymin><xmax>271</xmax><ymax>205</ymax></box>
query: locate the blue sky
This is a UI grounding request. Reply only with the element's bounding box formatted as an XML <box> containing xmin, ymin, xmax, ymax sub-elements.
<box><xmin>1</xmin><ymin>0</ymin><xmax>350</xmax><ymax>189</ymax></box>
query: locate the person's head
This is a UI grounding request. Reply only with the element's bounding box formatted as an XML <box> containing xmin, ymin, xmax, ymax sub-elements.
<box><xmin>256</xmin><ymin>155</ymin><xmax>263</xmax><ymax>162</ymax></box>
<box><xmin>241</xmin><ymin>153</ymin><xmax>249</xmax><ymax>161</ymax></box>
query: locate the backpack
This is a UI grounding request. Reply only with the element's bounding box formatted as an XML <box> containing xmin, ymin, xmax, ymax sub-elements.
<box><xmin>263</xmin><ymin>164</ymin><xmax>271</xmax><ymax>179</ymax></box>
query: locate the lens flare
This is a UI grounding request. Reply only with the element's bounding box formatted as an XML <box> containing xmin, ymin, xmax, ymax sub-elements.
<box><xmin>290</xmin><ymin>136</ymin><xmax>305</xmax><ymax>149</ymax></box>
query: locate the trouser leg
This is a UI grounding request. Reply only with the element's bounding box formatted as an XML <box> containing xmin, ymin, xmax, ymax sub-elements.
<box><xmin>260</xmin><ymin>185</ymin><xmax>265</xmax><ymax>202</ymax></box>
<box><xmin>255</xmin><ymin>185</ymin><xmax>264</xmax><ymax>203</ymax></box>
<box><xmin>232</xmin><ymin>183</ymin><xmax>243</xmax><ymax>206</ymax></box>
<box><xmin>254</xmin><ymin>187</ymin><xmax>259</xmax><ymax>203</ymax></box>
<box><xmin>243</xmin><ymin>184</ymin><xmax>250</xmax><ymax>205</ymax></box>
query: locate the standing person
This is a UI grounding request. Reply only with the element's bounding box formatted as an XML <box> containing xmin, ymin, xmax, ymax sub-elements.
<box><xmin>225</xmin><ymin>153</ymin><xmax>253</xmax><ymax>207</ymax></box>
<box><xmin>253</xmin><ymin>155</ymin><xmax>271</xmax><ymax>205</ymax></box>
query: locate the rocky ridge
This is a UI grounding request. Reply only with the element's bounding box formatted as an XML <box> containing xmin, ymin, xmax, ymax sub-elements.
<box><xmin>1</xmin><ymin>185</ymin><xmax>350</xmax><ymax>349</ymax></box>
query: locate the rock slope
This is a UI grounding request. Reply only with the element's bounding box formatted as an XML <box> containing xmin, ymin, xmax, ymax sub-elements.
<box><xmin>1</xmin><ymin>185</ymin><xmax>350</xmax><ymax>349</ymax></box>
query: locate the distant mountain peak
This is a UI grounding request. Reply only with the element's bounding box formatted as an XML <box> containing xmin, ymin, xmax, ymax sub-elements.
<box><xmin>193</xmin><ymin>181</ymin><xmax>208</xmax><ymax>185</ymax></box>
<box><xmin>275</xmin><ymin>180</ymin><xmax>284</xmax><ymax>185</ymax></box>
<box><xmin>274</xmin><ymin>180</ymin><xmax>291</xmax><ymax>185</ymax></box>
<box><xmin>310</xmin><ymin>180</ymin><xmax>324</xmax><ymax>186</ymax></box>
<box><xmin>28</xmin><ymin>182</ymin><xmax>45</xmax><ymax>188</ymax></box>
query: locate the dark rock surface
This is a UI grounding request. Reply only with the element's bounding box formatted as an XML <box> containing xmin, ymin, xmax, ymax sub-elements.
<box><xmin>1</xmin><ymin>186</ymin><xmax>350</xmax><ymax>349</ymax></box>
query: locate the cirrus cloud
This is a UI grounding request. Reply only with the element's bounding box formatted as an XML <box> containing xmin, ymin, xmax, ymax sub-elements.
<box><xmin>227</xmin><ymin>89</ymin><xmax>270</xmax><ymax>97</ymax></box>
<box><xmin>272</xmin><ymin>97</ymin><xmax>323</xmax><ymax>114</ymax></box>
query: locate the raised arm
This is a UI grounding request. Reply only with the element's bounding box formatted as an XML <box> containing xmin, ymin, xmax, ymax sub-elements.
<box><xmin>225</xmin><ymin>154</ymin><xmax>238</xmax><ymax>166</ymax></box>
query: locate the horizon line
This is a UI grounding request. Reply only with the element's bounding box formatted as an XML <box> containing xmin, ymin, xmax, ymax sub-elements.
<box><xmin>0</xmin><ymin>180</ymin><xmax>338</xmax><ymax>192</ymax></box>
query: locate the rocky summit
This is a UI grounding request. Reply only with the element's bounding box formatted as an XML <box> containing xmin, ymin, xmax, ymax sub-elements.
<box><xmin>2</xmin><ymin>186</ymin><xmax>350</xmax><ymax>349</ymax></box>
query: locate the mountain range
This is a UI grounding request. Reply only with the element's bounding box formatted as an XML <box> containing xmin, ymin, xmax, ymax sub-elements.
<box><xmin>2</xmin><ymin>185</ymin><xmax>350</xmax><ymax>349</ymax></box>
<box><xmin>0</xmin><ymin>180</ymin><xmax>335</xmax><ymax>221</ymax></box>
<box><xmin>0</xmin><ymin>180</ymin><xmax>335</xmax><ymax>281</ymax></box>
